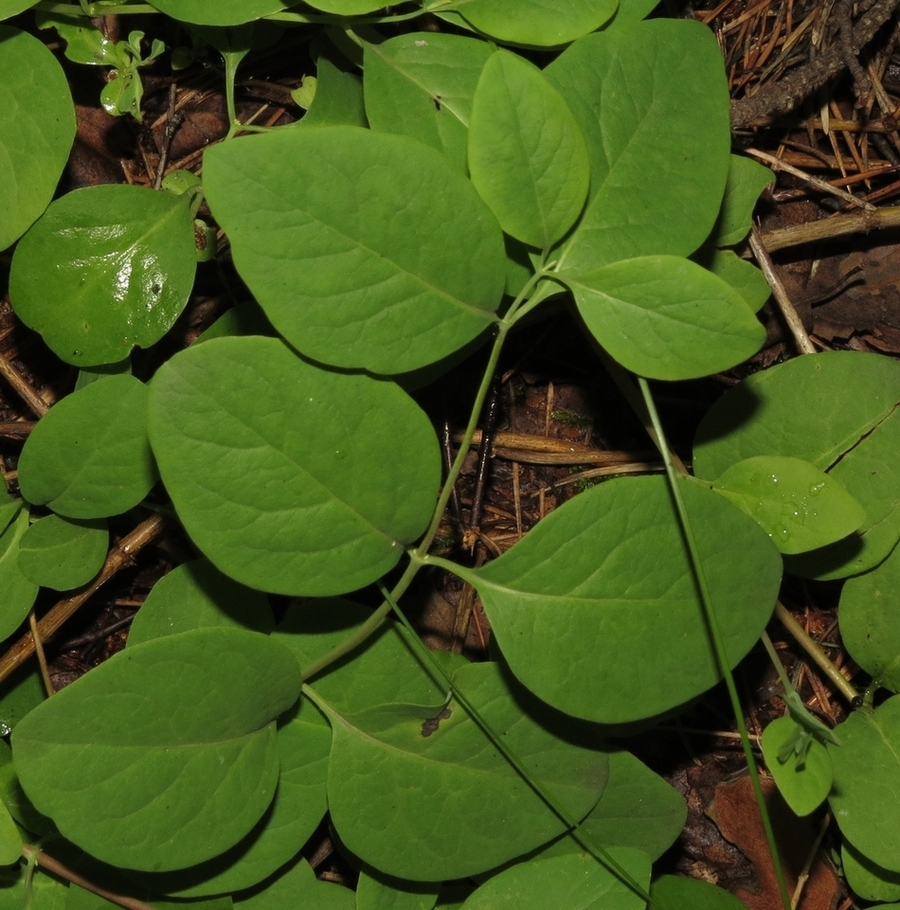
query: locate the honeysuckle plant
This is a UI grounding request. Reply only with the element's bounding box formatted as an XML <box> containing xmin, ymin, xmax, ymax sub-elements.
<box><xmin>1</xmin><ymin>1</ymin><xmax>899</xmax><ymax>908</ymax></box>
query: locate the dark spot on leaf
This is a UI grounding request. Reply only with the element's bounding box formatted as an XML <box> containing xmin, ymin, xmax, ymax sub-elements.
<box><xmin>421</xmin><ymin>706</ymin><xmax>451</xmax><ymax>737</ymax></box>
<box><xmin>433</xmin><ymin>95</ymin><xmax>442</xmax><ymax>111</ymax></box>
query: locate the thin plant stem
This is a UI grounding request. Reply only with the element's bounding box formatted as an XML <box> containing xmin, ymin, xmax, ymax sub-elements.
<box><xmin>637</xmin><ymin>376</ymin><xmax>793</xmax><ymax>910</ymax></box>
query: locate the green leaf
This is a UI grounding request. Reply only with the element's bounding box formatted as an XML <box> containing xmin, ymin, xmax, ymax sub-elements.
<box><xmin>468</xmin><ymin>51</ymin><xmax>589</xmax><ymax>250</ymax></box>
<box><xmin>454</xmin><ymin>0</ymin><xmax>618</xmax><ymax>47</ymax></box>
<box><xmin>712</xmin><ymin>155</ymin><xmax>774</xmax><ymax>248</ymax></box>
<box><xmin>842</xmin><ymin>838</ymin><xmax>900</xmax><ymax>903</ymax></box>
<box><xmin>697</xmin><ymin>249</ymin><xmax>771</xmax><ymax>312</ymax></box>
<box><xmin>233</xmin><ymin>856</ymin><xmax>354</xmax><ymax>910</ymax></box>
<box><xmin>839</xmin><ymin>544</ymin><xmax>900</xmax><ymax>692</ymax></box>
<box><xmin>0</xmin><ymin>26</ymin><xmax>75</xmax><ymax>251</ymax></box>
<box><xmin>0</xmin><ymin>1</ymin><xmax>38</xmax><ymax>19</ymax></box>
<box><xmin>562</xmin><ymin>255</ymin><xmax>764</xmax><ymax>380</ymax></box>
<box><xmin>707</xmin><ymin>455</ymin><xmax>866</xmax><ymax>555</ymax></box>
<box><xmin>125</xmin><ymin>700</ymin><xmax>330</xmax><ymax>897</ymax></box>
<box><xmin>546</xmin><ymin>749</ymin><xmax>686</xmax><ymax>862</ymax></box>
<box><xmin>829</xmin><ymin>697</ymin><xmax>900</xmax><ymax>872</ymax></box>
<box><xmin>202</xmin><ymin>125</ymin><xmax>504</xmax><ymax>374</ymax></box>
<box><xmin>17</xmin><ymin>514</ymin><xmax>108</xmax><ymax>591</ymax></box>
<box><xmin>17</xmin><ymin>374</ymin><xmax>158</xmax><ymax>520</ymax></box>
<box><xmin>545</xmin><ymin>20</ymin><xmax>730</xmax><ymax>271</ymax></box>
<box><xmin>0</xmin><ymin>664</ymin><xmax>44</xmax><ymax>738</ymax></box>
<box><xmin>694</xmin><ymin>350</ymin><xmax>900</xmax><ymax>578</ymax></box>
<box><xmin>650</xmin><ymin>875</ymin><xmax>747</xmax><ymax>909</ymax></box>
<box><xmin>9</xmin><ymin>185</ymin><xmax>196</xmax><ymax>366</ymax></box>
<box><xmin>761</xmin><ymin>715</ymin><xmax>832</xmax><ymax>816</ymax></box>
<box><xmin>36</xmin><ymin>12</ymin><xmax>115</xmax><ymax>66</ymax></box>
<box><xmin>0</xmin><ymin>510</ymin><xmax>39</xmax><ymax>642</ymax></box>
<box><xmin>145</xmin><ymin>0</ymin><xmax>295</xmax><ymax>25</ymax></box>
<box><xmin>304</xmin><ymin>0</ymin><xmax>384</xmax><ymax>12</ymax></box>
<box><xmin>67</xmin><ymin>887</ymin><xmax>232</xmax><ymax>910</ymax></box>
<box><xmin>364</xmin><ymin>32</ymin><xmax>492</xmax><ymax>173</ymax></box>
<box><xmin>12</xmin><ymin>628</ymin><xmax>302</xmax><ymax>873</ymax></box>
<box><xmin>0</xmin><ymin>799</ymin><xmax>20</xmax><ymax>866</ymax></box>
<box><xmin>127</xmin><ymin>558</ymin><xmax>274</xmax><ymax>647</ymax></box>
<box><xmin>356</xmin><ymin>869</ymin><xmax>440</xmax><ymax>910</ymax></box>
<box><xmin>462</xmin><ymin>475</ymin><xmax>780</xmax><ymax>724</ymax></box>
<box><xmin>0</xmin><ymin>865</ymin><xmax>67</xmax><ymax>910</ymax></box>
<box><xmin>459</xmin><ymin>849</ymin><xmax>649</xmax><ymax>910</ymax></box>
<box><xmin>319</xmin><ymin>662</ymin><xmax>608</xmax><ymax>881</ymax></box>
<box><xmin>607</xmin><ymin>0</ymin><xmax>659</xmax><ymax>25</ymax></box>
<box><xmin>147</xmin><ymin>337</ymin><xmax>440</xmax><ymax>596</ymax></box>
<box><xmin>0</xmin><ymin>491</ymin><xmax>17</xmax><ymax>540</ymax></box>
<box><xmin>0</xmin><ymin>740</ymin><xmax>52</xmax><ymax>837</ymax></box>
<box><xmin>301</xmin><ymin>53</ymin><xmax>366</xmax><ymax>128</ymax></box>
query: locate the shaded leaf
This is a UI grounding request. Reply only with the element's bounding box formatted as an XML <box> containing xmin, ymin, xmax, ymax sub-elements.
<box><xmin>148</xmin><ymin>337</ymin><xmax>440</xmax><ymax>596</ymax></box>
<box><xmin>13</xmin><ymin>629</ymin><xmax>301</xmax><ymax>872</ymax></box>
<box><xmin>203</xmin><ymin>125</ymin><xmax>504</xmax><ymax>374</ymax></box>
<box><xmin>462</xmin><ymin>475</ymin><xmax>780</xmax><ymax>723</ymax></box>
<box><xmin>0</xmin><ymin>511</ymin><xmax>39</xmax><ymax>642</ymax></box>
<box><xmin>301</xmin><ymin>52</ymin><xmax>366</xmax><ymax>128</ymax></box>
<box><xmin>712</xmin><ymin>155</ymin><xmax>774</xmax><ymax>247</ymax></box>
<box><xmin>17</xmin><ymin>374</ymin><xmax>157</xmax><ymax>520</ymax></box>
<box><xmin>233</xmin><ymin>855</ymin><xmax>353</xmax><ymax>910</ymax></box>
<box><xmin>144</xmin><ymin>0</ymin><xmax>294</xmax><ymax>25</ymax></box>
<box><xmin>842</xmin><ymin>838</ymin><xmax>900</xmax><ymax>903</ymax></box>
<box><xmin>650</xmin><ymin>875</ymin><xmax>746</xmax><ymax>909</ymax></box>
<box><xmin>18</xmin><ymin>514</ymin><xmax>107</xmax><ymax>591</ymax></box>
<box><xmin>356</xmin><ymin>868</ymin><xmax>440</xmax><ymax>910</ymax></box>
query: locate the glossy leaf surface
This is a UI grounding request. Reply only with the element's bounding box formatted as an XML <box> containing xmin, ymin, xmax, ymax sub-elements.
<box><xmin>694</xmin><ymin>350</ymin><xmax>900</xmax><ymax>578</ymax></box>
<box><xmin>468</xmin><ymin>51</ymin><xmax>588</xmax><ymax>249</ymax></box>
<box><xmin>456</xmin><ymin>0</ymin><xmax>617</xmax><ymax>47</ymax></box>
<box><xmin>320</xmin><ymin>662</ymin><xmax>608</xmax><ymax>881</ymax></box>
<box><xmin>17</xmin><ymin>374</ymin><xmax>157</xmax><ymax>520</ymax></box>
<box><xmin>563</xmin><ymin>255</ymin><xmax>764</xmax><ymax>380</ymax></box>
<box><xmin>13</xmin><ymin>629</ymin><xmax>301</xmax><ymax>872</ymax></box>
<box><xmin>829</xmin><ymin>697</ymin><xmax>900</xmax><ymax>872</ymax></box>
<box><xmin>465</xmin><ymin>475</ymin><xmax>780</xmax><ymax>723</ymax></box>
<box><xmin>545</xmin><ymin>20</ymin><xmax>730</xmax><ymax>271</ymax></box>
<box><xmin>17</xmin><ymin>514</ymin><xmax>108</xmax><ymax>591</ymax></box>
<box><xmin>0</xmin><ymin>26</ymin><xmax>75</xmax><ymax>251</ymax></box>
<box><xmin>462</xmin><ymin>849</ymin><xmax>648</xmax><ymax>910</ymax></box>
<box><xmin>128</xmin><ymin>558</ymin><xmax>273</xmax><ymax>647</ymax></box>
<box><xmin>364</xmin><ymin>33</ymin><xmax>492</xmax><ymax>173</ymax></box>
<box><xmin>203</xmin><ymin>125</ymin><xmax>504</xmax><ymax>374</ymax></box>
<box><xmin>148</xmin><ymin>337</ymin><xmax>440</xmax><ymax>595</ymax></box>
<box><xmin>10</xmin><ymin>185</ymin><xmax>196</xmax><ymax>366</ymax></box>
<box><xmin>708</xmin><ymin>455</ymin><xmax>865</xmax><ymax>555</ymax></box>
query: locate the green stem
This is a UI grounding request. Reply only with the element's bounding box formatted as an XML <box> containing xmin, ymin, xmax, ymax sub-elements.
<box><xmin>637</xmin><ymin>377</ymin><xmax>793</xmax><ymax>910</ymax></box>
<box><xmin>222</xmin><ymin>53</ymin><xmax>244</xmax><ymax>141</ymax></box>
<box><xmin>774</xmin><ymin>602</ymin><xmax>859</xmax><ymax>704</ymax></box>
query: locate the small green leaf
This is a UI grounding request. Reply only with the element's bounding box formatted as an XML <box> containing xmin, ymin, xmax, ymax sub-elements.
<box><xmin>17</xmin><ymin>374</ymin><xmax>158</xmax><ymax>520</ymax></box>
<box><xmin>36</xmin><ymin>12</ymin><xmax>115</xmax><ymax>65</ymax></box>
<box><xmin>127</xmin><ymin>558</ymin><xmax>274</xmax><ymax>647</ymax></box>
<box><xmin>319</xmin><ymin>662</ymin><xmax>608</xmax><ymax>881</ymax></box>
<box><xmin>459</xmin><ymin>849</ymin><xmax>649</xmax><ymax>910</ymax></box>
<box><xmin>546</xmin><ymin>20</ymin><xmax>730</xmax><ymax>271</ymax></box>
<box><xmin>761</xmin><ymin>715</ymin><xmax>832</xmax><ymax>817</ymax></box>
<box><xmin>233</xmin><ymin>856</ymin><xmax>354</xmax><ymax>910</ymax></box>
<box><xmin>17</xmin><ymin>514</ymin><xmax>108</xmax><ymax>591</ymax></box>
<box><xmin>840</xmin><ymin>544</ymin><xmax>900</xmax><ymax>692</ymax></box>
<box><xmin>694</xmin><ymin>350</ymin><xmax>900</xmax><ymax>578</ymax></box>
<box><xmin>829</xmin><ymin>697</ymin><xmax>900</xmax><ymax>873</ymax></box>
<box><xmin>0</xmin><ymin>26</ymin><xmax>75</xmax><ymax>251</ymax></box>
<box><xmin>148</xmin><ymin>337</ymin><xmax>440</xmax><ymax>596</ymax></box>
<box><xmin>300</xmin><ymin>53</ymin><xmax>365</xmax><ymax>128</ymax></box>
<box><xmin>455</xmin><ymin>0</ymin><xmax>618</xmax><ymax>47</ymax></box>
<box><xmin>9</xmin><ymin>185</ymin><xmax>196</xmax><ymax>366</ymax></box>
<box><xmin>468</xmin><ymin>51</ymin><xmax>589</xmax><ymax>250</ymax></box>
<box><xmin>364</xmin><ymin>33</ymin><xmax>492</xmax><ymax>173</ymax></box>
<box><xmin>650</xmin><ymin>875</ymin><xmax>747</xmax><ymax>909</ymax></box>
<box><xmin>842</xmin><ymin>838</ymin><xmax>900</xmax><ymax>903</ymax></box>
<box><xmin>463</xmin><ymin>475</ymin><xmax>780</xmax><ymax>724</ymax></box>
<box><xmin>708</xmin><ymin>455</ymin><xmax>866</xmax><ymax>555</ymax></box>
<box><xmin>0</xmin><ymin>511</ymin><xmax>39</xmax><ymax>643</ymax></box>
<box><xmin>712</xmin><ymin>155</ymin><xmax>774</xmax><ymax>247</ymax></box>
<box><xmin>202</xmin><ymin>125</ymin><xmax>504</xmax><ymax>374</ymax></box>
<box><xmin>562</xmin><ymin>255</ymin><xmax>764</xmax><ymax>380</ymax></box>
<box><xmin>12</xmin><ymin>628</ymin><xmax>302</xmax><ymax>873</ymax></box>
<box><xmin>697</xmin><ymin>249</ymin><xmax>771</xmax><ymax>312</ymax></box>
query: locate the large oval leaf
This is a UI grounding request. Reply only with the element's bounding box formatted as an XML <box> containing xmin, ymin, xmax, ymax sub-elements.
<box><xmin>147</xmin><ymin>0</ymin><xmax>294</xmax><ymax>25</ymax></box>
<box><xmin>0</xmin><ymin>26</ymin><xmax>75</xmax><ymax>251</ymax></box>
<box><xmin>829</xmin><ymin>697</ymin><xmax>900</xmax><ymax>873</ymax></box>
<box><xmin>9</xmin><ymin>185</ymin><xmax>196</xmax><ymax>366</ymax></box>
<box><xmin>12</xmin><ymin>628</ymin><xmax>302</xmax><ymax>872</ymax></box>
<box><xmin>17</xmin><ymin>374</ymin><xmax>158</xmax><ymax>519</ymax></box>
<box><xmin>364</xmin><ymin>32</ymin><xmax>493</xmax><ymax>173</ymax></box>
<box><xmin>319</xmin><ymin>662</ymin><xmax>608</xmax><ymax>881</ymax></box>
<box><xmin>468</xmin><ymin>50</ymin><xmax>589</xmax><ymax>250</ymax></box>
<box><xmin>694</xmin><ymin>351</ymin><xmax>900</xmax><ymax>579</ymax></box>
<box><xmin>202</xmin><ymin>125</ymin><xmax>505</xmax><ymax>375</ymax></box>
<box><xmin>462</xmin><ymin>475</ymin><xmax>781</xmax><ymax>724</ymax></box>
<box><xmin>147</xmin><ymin>336</ymin><xmax>440</xmax><ymax>596</ymax></box>
<box><xmin>563</xmin><ymin>255</ymin><xmax>764</xmax><ymax>380</ymax></box>
<box><xmin>545</xmin><ymin>20</ymin><xmax>730</xmax><ymax>271</ymax></box>
<box><xmin>457</xmin><ymin>0</ymin><xmax>618</xmax><ymax>47</ymax></box>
